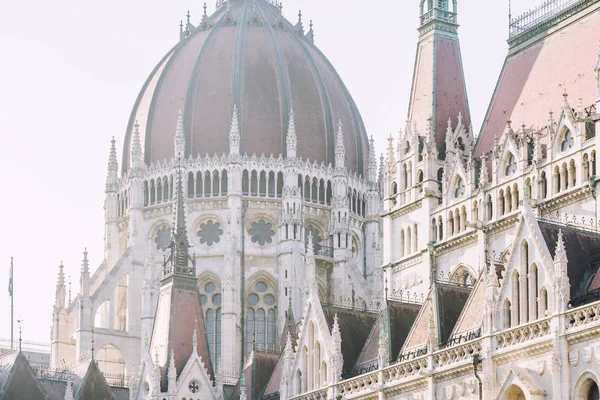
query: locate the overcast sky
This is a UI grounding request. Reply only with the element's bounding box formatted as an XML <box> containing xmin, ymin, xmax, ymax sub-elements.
<box><xmin>0</xmin><ymin>0</ymin><xmax>542</xmax><ymax>343</ymax></box>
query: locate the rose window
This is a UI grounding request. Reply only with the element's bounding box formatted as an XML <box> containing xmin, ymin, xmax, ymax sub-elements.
<box><xmin>197</xmin><ymin>220</ymin><xmax>223</xmax><ymax>247</ymax></box>
<box><xmin>248</xmin><ymin>219</ymin><xmax>275</xmax><ymax>246</ymax></box>
<box><xmin>189</xmin><ymin>380</ymin><xmax>200</xmax><ymax>393</ymax></box>
<box><xmin>155</xmin><ymin>227</ymin><xmax>171</xmax><ymax>251</ymax></box>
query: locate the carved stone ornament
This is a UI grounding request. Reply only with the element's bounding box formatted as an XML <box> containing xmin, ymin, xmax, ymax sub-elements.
<box><xmin>582</xmin><ymin>347</ymin><xmax>592</xmax><ymax>364</ymax></box>
<box><xmin>569</xmin><ymin>350</ymin><xmax>579</xmax><ymax>367</ymax></box>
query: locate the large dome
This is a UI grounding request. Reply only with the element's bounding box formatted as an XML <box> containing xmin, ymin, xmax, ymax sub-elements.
<box><xmin>122</xmin><ymin>0</ymin><xmax>369</xmax><ymax>175</ymax></box>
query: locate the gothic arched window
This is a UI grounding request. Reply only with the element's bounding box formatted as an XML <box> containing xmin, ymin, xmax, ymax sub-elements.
<box><xmin>245</xmin><ymin>280</ymin><xmax>277</xmax><ymax>354</ymax></box>
<box><xmin>454</xmin><ymin>177</ymin><xmax>465</xmax><ymax>198</ymax></box>
<box><xmin>561</xmin><ymin>129</ymin><xmax>574</xmax><ymax>152</ymax></box>
<box><xmin>199</xmin><ymin>280</ymin><xmax>221</xmax><ymax>367</ymax></box>
<box><xmin>505</xmin><ymin>154</ymin><xmax>517</xmax><ymax>176</ymax></box>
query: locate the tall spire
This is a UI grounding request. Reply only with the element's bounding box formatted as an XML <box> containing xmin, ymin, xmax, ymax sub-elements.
<box><xmin>80</xmin><ymin>248</ymin><xmax>90</xmax><ymax>296</ymax></box>
<box><xmin>175</xmin><ymin>109</ymin><xmax>185</xmax><ymax>159</ymax></box>
<box><xmin>286</xmin><ymin>108</ymin><xmax>297</xmax><ymax>159</ymax></box>
<box><xmin>55</xmin><ymin>262</ymin><xmax>66</xmax><ymax>309</ymax></box>
<box><xmin>131</xmin><ymin>120</ymin><xmax>143</xmax><ymax>170</ymax></box>
<box><xmin>164</xmin><ymin>161</ymin><xmax>195</xmax><ymax>277</ymax></box>
<box><xmin>105</xmin><ymin>137</ymin><xmax>118</xmax><ymax>193</ymax></box>
<box><xmin>168</xmin><ymin>349</ymin><xmax>177</xmax><ymax>395</ymax></box>
<box><xmin>409</xmin><ymin>0</ymin><xmax>469</xmax><ymax>158</ymax></box>
<box><xmin>335</xmin><ymin>119</ymin><xmax>345</xmax><ymax>169</ymax></box>
<box><xmin>367</xmin><ymin>135</ymin><xmax>377</xmax><ymax>184</ymax></box>
<box><xmin>229</xmin><ymin>104</ymin><xmax>240</xmax><ymax>155</ymax></box>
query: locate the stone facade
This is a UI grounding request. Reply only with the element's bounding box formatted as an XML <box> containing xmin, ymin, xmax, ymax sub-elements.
<box><xmin>45</xmin><ymin>0</ymin><xmax>600</xmax><ymax>399</ymax></box>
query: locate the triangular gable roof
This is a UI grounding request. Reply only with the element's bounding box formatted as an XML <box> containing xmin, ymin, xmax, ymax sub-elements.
<box><xmin>262</xmin><ymin>304</ymin><xmax>299</xmax><ymax>399</ymax></box>
<box><xmin>0</xmin><ymin>352</ymin><xmax>49</xmax><ymax>400</ymax></box>
<box><xmin>228</xmin><ymin>351</ymin><xmax>279</xmax><ymax>400</ymax></box>
<box><xmin>449</xmin><ymin>270</ymin><xmax>486</xmax><ymax>339</ymax></box>
<box><xmin>352</xmin><ymin>300</ymin><xmax>421</xmax><ymax>374</ymax></box>
<box><xmin>38</xmin><ymin>380</ymin><xmax>68</xmax><ymax>400</ymax></box>
<box><xmin>75</xmin><ymin>360</ymin><xmax>115</xmax><ymax>400</ymax></box>
<box><xmin>437</xmin><ymin>284</ymin><xmax>472</xmax><ymax>345</ymax></box>
<box><xmin>539</xmin><ymin>221</ymin><xmax>600</xmax><ymax>306</ymax></box>
<box><xmin>321</xmin><ymin>305</ymin><xmax>378</xmax><ymax>379</ymax></box>
<box><xmin>149</xmin><ymin>274</ymin><xmax>214</xmax><ymax>391</ymax></box>
<box><xmin>401</xmin><ymin>293</ymin><xmax>433</xmax><ymax>354</ymax></box>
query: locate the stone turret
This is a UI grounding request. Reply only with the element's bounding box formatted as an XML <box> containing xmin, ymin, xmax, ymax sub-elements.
<box><xmin>553</xmin><ymin>229</ymin><xmax>570</xmax><ymax>313</ymax></box>
<box><xmin>104</xmin><ymin>137</ymin><xmax>120</xmax><ymax>268</ymax></box>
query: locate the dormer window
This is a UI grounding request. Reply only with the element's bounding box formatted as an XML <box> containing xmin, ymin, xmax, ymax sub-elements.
<box><xmin>561</xmin><ymin>129</ymin><xmax>574</xmax><ymax>151</ymax></box>
<box><xmin>505</xmin><ymin>154</ymin><xmax>517</xmax><ymax>176</ymax></box>
<box><xmin>454</xmin><ymin>177</ymin><xmax>465</xmax><ymax>198</ymax></box>
<box><xmin>455</xmin><ymin>137</ymin><xmax>465</xmax><ymax>152</ymax></box>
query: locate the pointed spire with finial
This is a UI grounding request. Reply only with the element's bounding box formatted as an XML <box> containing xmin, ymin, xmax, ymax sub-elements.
<box><xmin>286</xmin><ymin>108</ymin><xmax>297</xmax><ymax>159</ymax></box>
<box><xmin>80</xmin><ymin>248</ymin><xmax>90</xmax><ymax>296</ymax></box>
<box><xmin>55</xmin><ymin>262</ymin><xmax>66</xmax><ymax>309</ymax></box>
<box><xmin>554</xmin><ymin>229</ymin><xmax>568</xmax><ymax>264</ymax></box>
<box><xmin>179</xmin><ymin>20</ymin><xmax>185</xmax><ymax>40</ymax></box>
<box><xmin>229</xmin><ymin>104</ymin><xmax>240</xmax><ymax>155</ymax></box>
<box><xmin>168</xmin><ymin>349</ymin><xmax>177</xmax><ymax>394</ymax></box>
<box><xmin>105</xmin><ymin>137</ymin><xmax>118</xmax><ymax>193</ymax></box>
<box><xmin>306</xmin><ymin>20</ymin><xmax>315</xmax><ymax>43</ymax></box>
<box><xmin>386</xmin><ymin>134</ymin><xmax>395</xmax><ymax>168</ymax></box>
<box><xmin>164</xmin><ymin>158</ymin><xmax>194</xmax><ymax>277</ymax></box>
<box><xmin>295</xmin><ymin>10</ymin><xmax>304</xmax><ymax>35</ymax></box>
<box><xmin>132</xmin><ymin>120</ymin><xmax>143</xmax><ymax>170</ymax></box>
<box><xmin>368</xmin><ymin>136</ymin><xmax>377</xmax><ymax>184</ymax></box>
<box><xmin>192</xmin><ymin>322</ymin><xmax>198</xmax><ymax>355</ymax></box>
<box><xmin>335</xmin><ymin>119</ymin><xmax>346</xmax><ymax>169</ymax></box>
<box><xmin>175</xmin><ymin>109</ymin><xmax>185</xmax><ymax>159</ymax></box>
<box><xmin>331</xmin><ymin>313</ymin><xmax>341</xmax><ymax>343</ymax></box>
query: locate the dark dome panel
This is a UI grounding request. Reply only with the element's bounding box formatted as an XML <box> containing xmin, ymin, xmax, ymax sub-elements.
<box><xmin>147</xmin><ymin>31</ymin><xmax>211</xmax><ymax>163</ymax></box>
<box><xmin>189</xmin><ymin>25</ymin><xmax>237</xmax><ymax>157</ymax></box>
<box><xmin>124</xmin><ymin>0</ymin><xmax>369</xmax><ymax>174</ymax></box>
<box><xmin>241</xmin><ymin>25</ymin><xmax>282</xmax><ymax>157</ymax></box>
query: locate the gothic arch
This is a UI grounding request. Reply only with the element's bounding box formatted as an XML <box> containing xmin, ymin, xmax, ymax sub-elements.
<box><xmin>449</xmin><ymin>264</ymin><xmax>476</xmax><ymax>286</ymax></box>
<box><xmin>95</xmin><ymin>343</ymin><xmax>127</xmax><ymax>377</ymax></box>
<box><xmin>245</xmin><ymin>271</ymin><xmax>277</xmax><ymax>293</ymax></box>
<box><xmin>573</xmin><ymin>371</ymin><xmax>600</xmax><ymax>400</ymax></box>
<box><xmin>197</xmin><ymin>271</ymin><xmax>222</xmax><ymax>291</ymax></box>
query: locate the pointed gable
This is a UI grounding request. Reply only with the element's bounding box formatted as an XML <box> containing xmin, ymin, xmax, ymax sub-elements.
<box><xmin>401</xmin><ymin>296</ymin><xmax>433</xmax><ymax>354</ymax></box>
<box><xmin>150</xmin><ymin>276</ymin><xmax>214</xmax><ymax>391</ymax></box>
<box><xmin>352</xmin><ymin>300</ymin><xmax>421</xmax><ymax>375</ymax></box>
<box><xmin>75</xmin><ymin>360</ymin><xmax>115</xmax><ymax>400</ymax></box>
<box><xmin>449</xmin><ymin>271</ymin><xmax>486</xmax><ymax>339</ymax></box>
<box><xmin>539</xmin><ymin>221</ymin><xmax>600</xmax><ymax>306</ymax></box>
<box><xmin>321</xmin><ymin>305</ymin><xmax>378</xmax><ymax>378</ymax></box>
<box><xmin>0</xmin><ymin>352</ymin><xmax>48</xmax><ymax>400</ymax></box>
<box><xmin>437</xmin><ymin>284</ymin><xmax>472</xmax><ymax>345</ymax></box>
<box><xmin>228</xmin><ymin>352</ymin><xmax>279</xmax><ymax>400</ymax></box>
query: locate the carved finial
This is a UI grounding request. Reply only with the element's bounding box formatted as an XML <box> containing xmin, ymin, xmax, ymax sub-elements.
<box><xmin>80</xmin><ymin>248</ymin><xmax>90</xmax><ymax>295</ymax></box>
<box><xmin>286</xmin><ymin>107</ymin><xmax>297</xmax><ymax>158</ymax></box>
<box><xmin>229</xmin><ymin>104</ymin><xmax>240</xmax><ymax>155</ymax></box>
<box><xmin>554</xmin><ymin>229</ymin><xmax>568</xmax><ymax>263</ymax></box>
<box><xmin>335</xmin><ymin>119</ymin><xmax>346</xmax><ymax>168</ymax></box>
<box><xmin>175</xmin><ymin>109</ymin><xmax>185</xmax><ymax>159</ymax></box>
<box><xmin>55</xmin><ymin>262</ymin><xmax>66</xmax><ymax>309</ymax></box>
<box><xmin>132</xmin><ymin>120</ymin><xmax>143</xmax><ymax>169</ymax></box>
<box><xmin>168</xmin><ymin>349</ymin><xmax>177</xmax><ymax>394</ymax></box>
<box><xmin>306</xmin><ymin>20</ymin><xmax>315</xmax><ymax>43</ymax></box>
<box><xmin>332</xmin><ymin>313</ymin><xmax>341</xmax><ymax>340</ymax></box>
<box><xmin>105</xmin><ymin>137</ymin><xmax>118</xmax><ymax>192</ymax></box>
<box><xmin>179</xmin><ymin>20</ymin><xmax>184</xmax><ymax>40</ymax></box>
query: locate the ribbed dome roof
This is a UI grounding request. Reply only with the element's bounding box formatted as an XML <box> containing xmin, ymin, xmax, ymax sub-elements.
<box><xmin>122</xmin><ymin>0</ymin><xmax>369</xmax><ymax>175</ymax></box>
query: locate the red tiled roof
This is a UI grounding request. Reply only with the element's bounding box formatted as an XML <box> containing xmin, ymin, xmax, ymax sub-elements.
<box><xmin>150</xmin><ymin>275</ymin><xmax>214</xmax><ymax>392</ymax></box>
<box><xmin>476</xmin><ymin>6</ymin><xmax>600</xmax><ymax>157</ymax></box>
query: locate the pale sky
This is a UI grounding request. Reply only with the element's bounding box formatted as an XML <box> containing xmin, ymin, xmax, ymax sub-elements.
<box><xmin>0</xmin><ymin>0</ymin><xmax>542</xmax><ymax>343</ymax></box>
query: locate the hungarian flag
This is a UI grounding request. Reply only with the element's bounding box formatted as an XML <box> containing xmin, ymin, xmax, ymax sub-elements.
<box><xmin>8</xmin><ymin>259</ymin><xmax>12</xmax><ymax>297</ymax></box>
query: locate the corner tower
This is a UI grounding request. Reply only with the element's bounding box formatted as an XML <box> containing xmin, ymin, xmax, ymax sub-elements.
<box><xmin>408</xmin><ymin>0</ymin><xmax>471</xmax><ymax>158</ymax></box>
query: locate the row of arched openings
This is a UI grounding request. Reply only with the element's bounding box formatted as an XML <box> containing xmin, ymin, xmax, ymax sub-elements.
<box><xmin>143</xmin><ymin>176</ymin><xmax>174</xmax><ymax>206</ymax></box>
<box><xmin>400</xmin><ymin>224</ymin><xmax>418</xmax><ymax>258</ymax></box>
<box><xmin>502</xmin><ymin>241</ymin><xmax>549</xmax><ymax>329</ymax></box>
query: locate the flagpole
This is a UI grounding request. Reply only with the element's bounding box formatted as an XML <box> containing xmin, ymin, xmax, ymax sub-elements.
<box><xmin>10</xmin><ymin>257</ymin><xmax>13</xmax><ymax>350</ymax></box>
